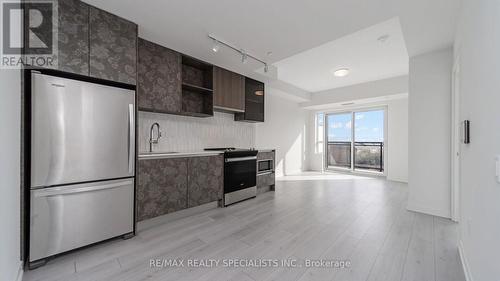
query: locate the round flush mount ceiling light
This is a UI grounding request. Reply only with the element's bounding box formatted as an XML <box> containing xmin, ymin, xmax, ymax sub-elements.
<box><xmin>333</xmin><ymin>68</ymin><xmax>350</xmax><ymax>77</ymax></box>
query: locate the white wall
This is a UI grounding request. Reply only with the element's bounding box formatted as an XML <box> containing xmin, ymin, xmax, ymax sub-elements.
<box><xmin>0</xmin><ymin>69</ymin><xmax>22</xmax><ymax>281</ymax></box>
<box><xmin>138</xmin><ymin>111</ymin><xmax>255</xmax><ymax>153</ymax></box>
<box><xmin>386</xmin><ymin>98</ymin><xmax>409</xmax><ymax>182</ymax></box>
<box><xmin>407</xmin><ymin>48</ymin><xmax>452</xmax><ymax>218</ymax></box>
<box><xmin>454</xmin><ymin>1</ymin><xmax>500</xmax><ymax>280</ymax></box>
<box><xmin>306</xmin><ymin>96</ymin><xmax>409</xmax><ymax>183</ymax></box>
<box><xmin>307</xmin><ymin>111</ymin><xmax>324</xmax><ymax>172</ymax></box>
<box><xmin>256</xmin><ymin>87</ymin><xmax>308</xmax><ymax>177</ymax></box>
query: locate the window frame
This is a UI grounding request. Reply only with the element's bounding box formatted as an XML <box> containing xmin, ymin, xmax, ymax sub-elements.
<box><xmin>322</xmin><ymin>106</ymin><xmax>388</xmax><ymax>176</ymax></box>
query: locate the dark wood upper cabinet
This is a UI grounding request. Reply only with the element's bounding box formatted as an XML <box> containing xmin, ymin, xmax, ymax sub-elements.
<box><xmin>89</xmin><ymin>7</ymin><xmax>137</xmax><ymax>85</ymax></box>
<box><xmin>137</xmin><ymin>38</ymin><xmax>182</xmax><ymax>113</ymax></box>
<box><xmin>23</xmin><ymin>0</ymin><xmax>89</xmax><ymax>75</ymax></box>
<box><xmin>235</xmin><ymin>77</ymin><xmax>265</xmax><ymax>122</ymax></box>
<box><xmin>56</xmin><ymin>0</ymin><xmax>90</xmax><ymax>75</ymax></box>
<box><xmin>136</xmin><ymin>42</ymin><xmax>214</xmax><ymax>117</ymax></box>
<box><xmin>213</xmin><ymin>67</ymin><xmax>245</xmax><ymax>112</ymax></box>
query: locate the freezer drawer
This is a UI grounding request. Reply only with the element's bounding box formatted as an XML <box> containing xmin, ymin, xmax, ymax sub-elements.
<box><xmin>29</xmin><ymin>179</ymin><xmax>134</xmax><ymax>262</ymax></box>
<box><xmin>31</xmin><ymin>73</ymin><xmax>135</xmax><ymax>188</ymax></box>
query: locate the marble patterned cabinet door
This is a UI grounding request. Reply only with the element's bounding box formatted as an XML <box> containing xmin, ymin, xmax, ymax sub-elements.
<box><xmin>23</xmin><ymin>0</ymin><xmax>89</xmax><ymax>75</ymax></box>
<box><xmin>89</xmin><ymin>7</ymin><xmax>137</xmax><ymax>85</ymax></box>
<box><xmin>137</xmin><ymin>158</ymin><xmax>188</xmax><ymax>221</ymax></box>
<box><xmin>57</xmin><ymin>0</ymin><xmax>89</xmax><ymax>75</ymax></box>
<box><xmin>187</xmin><ymin>156</ymin><xmax>224</xmax><ymax>208</ymax></box>
<box><xmin>138</xmin><ymin>38</ymin><xmax>182</xmax><ymax>113</ymax></box>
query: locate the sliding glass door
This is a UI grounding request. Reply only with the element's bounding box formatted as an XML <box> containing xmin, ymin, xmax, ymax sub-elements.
<box><xmin>353</xmin><ymin>110</ymin><xmax>384</xmax><ymax>172</ymax></box>
<box><xmin>325</xmin><ymin>109</ymin><xmax>385</xmax><ymax>173</ymax></box>
<box><xmin>326</xmin><ymin>113</ymin><xmax>352</xmax><ymax>169</ymax></box>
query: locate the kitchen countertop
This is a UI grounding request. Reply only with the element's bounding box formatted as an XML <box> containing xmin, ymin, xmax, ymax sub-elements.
<box><xmin>138</xmin><ymin>151</ymin><xmax>223</xmax><ymax>160</ymax></box>
<box><xmin>139</xmin><ymin>149</ymin><xmax>275</xmax><ymax>160</ymax></box>
<box><xmin>256</xmin><ymin>149</ymin><xmax>275</xmax><ymax>153</ymax></box>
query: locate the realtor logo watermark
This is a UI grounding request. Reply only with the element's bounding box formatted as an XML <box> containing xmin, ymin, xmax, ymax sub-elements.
<box><xmin>1</xmin><ymin>0</ymin><xmax>58</xmax><ymax>69</ymax></box>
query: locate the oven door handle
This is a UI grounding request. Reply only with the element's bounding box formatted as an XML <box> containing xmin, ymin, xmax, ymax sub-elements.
<box><xmin>225</xmin><ymin>156</ymin><xmax>257</xmax><ymax>162</ymax></box>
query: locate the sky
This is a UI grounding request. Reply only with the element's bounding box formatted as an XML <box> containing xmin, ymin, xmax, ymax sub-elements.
<box><xmin>327</xmin><ymin>110</ymin><xmax>384</xmax><ymax>142</ymax></box>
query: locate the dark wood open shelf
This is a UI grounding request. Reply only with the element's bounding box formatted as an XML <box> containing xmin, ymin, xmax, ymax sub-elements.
<box><xmin>182</xmin><ymin>82</ymin><xmax>213</xmax><ymax>94</ymax></box>
<box><xmin>181</xmin><ymin>55</ymin><xmax>214</xmax><ymax>117</ymax></box>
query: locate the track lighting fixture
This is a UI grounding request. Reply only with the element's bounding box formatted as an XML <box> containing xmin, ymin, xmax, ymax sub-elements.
<box><xmin>208</xmin><ymin>34</ymin><xmax>269</xmax><ymax>72</ymax></box>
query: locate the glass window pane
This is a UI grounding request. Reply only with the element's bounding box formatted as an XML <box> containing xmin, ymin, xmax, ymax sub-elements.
<box><xmin>326</xmin><ymin>113</ymin><xmax>352</xmax><ymax>168</ymax></box>
<box><xmin>327</xmin><ymin>113</ymin><xmax>352</xmax><ymax>142</ymax></box>
<box><xmin>354</xmin><ymin>110</ymin><xmax>384</xmax><ymax>172</ymax></box>
<box><xmin>354</xmin><ymin>110</ymin><xmax>384</xmax><ymax>142</ymax></box>
<box><xmin>315</xmin><ymin>113</ymin><xmax>324</xmax><ymax>153</ymax></box>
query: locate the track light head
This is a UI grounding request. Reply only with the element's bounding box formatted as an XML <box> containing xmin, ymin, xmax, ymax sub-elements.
<box><xmin>264</xmin><ymin>64</ymin><xmax>269</xmax><ymax>73</ymax></box>
<box><xmin>241</xmin><ymin>52</ymin><xmax>248</xmax><ymax>64</ymax></box>
<box><xmin>212</xmin><ymin>39</ymin><xmax>219</xmax><ymax>53</ymax></box>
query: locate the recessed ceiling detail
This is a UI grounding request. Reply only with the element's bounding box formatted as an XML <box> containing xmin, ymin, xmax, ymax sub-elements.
<box><xmin>273</xmin><ymin>18</ymin><xmax>409</xmax><ymax>92</ymax></box>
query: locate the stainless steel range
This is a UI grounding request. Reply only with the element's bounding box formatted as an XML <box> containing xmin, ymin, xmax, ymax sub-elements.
<box><xmin>205</xmin><ymin>148</ymin><xmax>258</xmax><ymax>206</ymax></box>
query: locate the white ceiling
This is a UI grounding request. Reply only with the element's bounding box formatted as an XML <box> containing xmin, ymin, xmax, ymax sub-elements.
<box><xmin>84</xmin><ymin>0</ymin><xmax>459</xmax><ymax>94</ymax></box>
<box><xmin>274</xmin><ymin>18</ymin><xmax>409</xmax><ymax>92</ymax></box>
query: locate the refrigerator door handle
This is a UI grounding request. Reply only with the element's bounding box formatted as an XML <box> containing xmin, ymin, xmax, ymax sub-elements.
<box><xmin>128</xmin><ymin>104</ymin><xmax>134</xmax><ymax>174</ymax></box>
<box><xmin>32</xmin><ymin>179</ymin><xmax>134</xmax><ymax>197</ymax></box>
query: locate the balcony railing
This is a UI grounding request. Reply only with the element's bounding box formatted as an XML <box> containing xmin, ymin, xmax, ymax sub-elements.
<box><xmin>327</xmin><ymin>141</ymin><xmax>384</xmax><ymax>172</ymax></box>
<box><xmin>327</xmin><ymin>142</ymin><xmax>351</xmax><ymax>169</ymax></box>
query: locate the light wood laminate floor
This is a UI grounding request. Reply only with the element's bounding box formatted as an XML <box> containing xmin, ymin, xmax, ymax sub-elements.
<box><xmin>24</xmin><ymin>172</ymin><xmax>466</xmax><ymax>281</ymax></box>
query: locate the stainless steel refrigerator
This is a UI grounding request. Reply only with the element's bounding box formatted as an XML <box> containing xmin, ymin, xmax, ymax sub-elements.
<box><xmin>29</xmin><ymin>73</ymin><xmax>135</xmax><ymax>264</ymax></box>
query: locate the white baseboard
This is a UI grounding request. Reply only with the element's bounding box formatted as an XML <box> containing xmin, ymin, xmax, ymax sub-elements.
<box><xmin>283</xmin><ymin>169</ymin><xmax>303</xmax><ymax>176</ymax></box>
<box><xmin>406</xmin><ymin>203</ymin><xmax>451</xmax><ymax>219</ymax></box>
<box><xmin>386</xmin><ymin>176</ymin><xmax>408</xmax><ymax>183</ymax></box>
<box><xmin>15</xmin><ymin>261</ymin><xmax>23</xmax><ymax>281</ymax></box>
<box><xmin>458</xmin><ymin>240</ymin><xmax>474</xmax><ymax>281</ymax></box>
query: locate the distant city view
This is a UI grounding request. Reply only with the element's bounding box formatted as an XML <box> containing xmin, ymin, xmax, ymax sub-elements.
<box><xmin>326</xmin><ymin>110</ymin><xmax>384</xmax><ymax>172</ymax></box>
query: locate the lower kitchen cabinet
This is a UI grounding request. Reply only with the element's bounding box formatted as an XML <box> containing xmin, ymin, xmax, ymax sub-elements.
<box><xmin>257</xmin><ymin>172</ymin><xmax>276</xmax><ymax>194</ymax></box>
<box><xmin>137</xmin><ymin>155</ymin><xmax>224</xmax><ymax>221</ymax></box>
<box><xmin>187</xmin><ymin>155</ymin><xmax>224</xmax><ymax>208</ymax></box>
<box><xmin>137</xmin><ymin>158</ymin><xmax>188</xmax><ymax>221</ymax></box>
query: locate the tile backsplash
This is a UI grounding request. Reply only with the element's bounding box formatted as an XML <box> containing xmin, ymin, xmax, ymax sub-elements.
<box><xmin>138</xmin><ymin>111</ymin><xmax>256</xmax><ymax>153</ymax></box>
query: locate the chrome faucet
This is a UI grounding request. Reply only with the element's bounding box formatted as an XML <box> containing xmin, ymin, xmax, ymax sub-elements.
<box><xmin>149</xmin><ymin>122</ymin><xmax>162</xmax><ymax>152</ymax></box>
